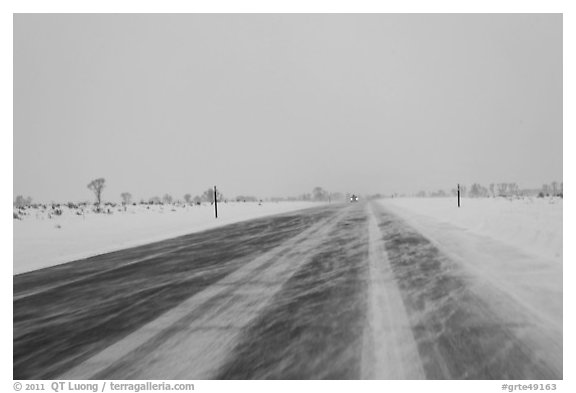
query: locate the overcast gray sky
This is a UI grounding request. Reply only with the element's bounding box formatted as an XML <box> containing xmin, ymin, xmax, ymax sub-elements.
<box><xmin>13</xmin><ymin>14</ymin><xmax>562</xmax><ymax>202</ymax></box>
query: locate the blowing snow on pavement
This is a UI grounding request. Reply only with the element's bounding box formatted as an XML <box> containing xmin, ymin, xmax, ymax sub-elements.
<box><xmin>13</xmin><ymin>200</ymin><xmax>562</xmax><ymax>380</ymax></box>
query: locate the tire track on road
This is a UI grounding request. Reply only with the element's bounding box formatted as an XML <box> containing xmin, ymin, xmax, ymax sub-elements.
<box><xmin>216</xmin><ymin>204</ymin><xmax>368</xmax><ymax>379</ymax></box>
<box><xmin>379</xmin><ymin>201</ymin><xmax>562</xmax><ymax>379</ymax></box>
<box><xmin>14</xmin><ymin>207</ymin><xmax>334</xmax><ymax>300</ymax></box>
<box><xmin>372</xmin><ymin>203</ymin><xmax>560</xmax><ymax>379</ymax></box>
<box><xmin>60</xmin><ymin>205</ymin><xmax>353</xmax><ymax>379</ymax></box>
<box><xmin>14</xmin><ymin>205</ymin><xmax>340</xmax><ymax>380</ymax></box>
<box><xmin>361</xmin><ymin>203</ymin><xmax>425</xmax><ymax>379</ymax></box>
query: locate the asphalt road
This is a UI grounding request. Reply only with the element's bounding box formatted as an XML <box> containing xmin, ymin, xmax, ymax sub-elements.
<box><xmin>13</xmin><ymin>202</ymin><xmax>562</xmax><ymax>380</ymax></box>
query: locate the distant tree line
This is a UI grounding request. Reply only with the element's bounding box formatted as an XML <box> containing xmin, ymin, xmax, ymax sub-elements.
<box><xmin>414</xmin><ymin>181</ymin><xmax>563</xmax><ymax>198</ymax></box>
<box><xmin>15</xmin><ymin>179</ymin><xmax>349</xmax><ymax>211</ymax></box>
<box><xmin>539</xmin><ymin>181</ymin><xmax>563</xmax><ymax>198</ymax></box>
<box><xmin>295</xmin><ymin>187</ymin><xmax>343</xmax><ymax>202</ymax></box>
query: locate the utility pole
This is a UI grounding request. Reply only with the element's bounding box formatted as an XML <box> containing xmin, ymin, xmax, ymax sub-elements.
<box><xmin>214</xmin><ymin>185</ymin><xmax>218</xmax><ymax>218</ymax></box>
<box><xmin>457</xmin><ymin>183</ymin><xmax>461</xmax><ymax>208</ymax></box>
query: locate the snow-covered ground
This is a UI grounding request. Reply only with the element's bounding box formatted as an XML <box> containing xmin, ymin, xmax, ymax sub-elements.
<box><xmin>16</xmin><ymin>201</ymin><xmax>563</xmax><ymax>379</ymax></box>
<box><xmin>378</xmin><ymin>197</ymin><xmax>562</xmax><ymax>263</ymax></box>
<box><xmin>13</xmin><ymin>201</ymin><xmax>323</xmax><ymax>275</ymax></box>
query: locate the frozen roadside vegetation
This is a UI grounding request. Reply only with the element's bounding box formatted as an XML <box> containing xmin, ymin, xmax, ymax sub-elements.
<box><xmin>378</xmin><ymin>196</ymin><xmax>562</xmax><ymax>263</ymax></box>
<box><xmin>13</xmin><ymin>201</ymin><xmax>323</xmax><ymax>275</ymax></box>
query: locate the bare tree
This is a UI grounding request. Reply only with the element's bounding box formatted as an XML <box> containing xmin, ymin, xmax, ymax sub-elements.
<box><xmin>312</xmin><ymin>186</ymin><xmax>328</xmax><ymax>201</ymax></box>
<box><xmin>14</xmin><ymin>195</ymin><xmax>33</xmax><ymax>208</ymax></box>
<box><xmin>184</xmin><ymin>193</ymin><xmax>192</xmax><ymax>204</ymax></box>
<box><xmin>469</xmin><ymin>183</ymin><xmax>483</xmax><ymax>198</ymax></box>
<box><xmin>162</xmin><ymin>194</ymin><xmax>173</xmax><ymax>205</ymax></box>
<box><xmin>497</xmin><ymin>183</ymin><xmax>508</xmax><ymax>197</ymax></box>
<box><xmin>489</xmin><ymin>183</ymin><xmax>495</xmax><ymax>197</ymax></box>
<box><xmin>201</xmin><ymin>188</ymin><xmax>213</xmax><ymax>203</ymax></box>
<box><xmin>201</xmin><ymin>188</ymin><xmax>224</xmax><ymax>203</ymax></box>
<box><xmin>14</xmin><ymin>195</ymin><xmax>25</xmax><ymax>208</ymax></box>
<box><xmin>121</xmin><ymin>192</ymin><xmax>132</xmax><ymax>206</ymax></box>
<box><xmin>551</xmin><ymin>181</ymin><xmax>558</xmax><ymax>196</ymax></box>
<box><xmin>87</xmin><ymin>178</ymin><xmax>106</xmax><ymax>206</ymax></box>
<box><xmin>508</xmin><ymin>183</ymin><xmax>519</xmax><ymax>197</ymax></box>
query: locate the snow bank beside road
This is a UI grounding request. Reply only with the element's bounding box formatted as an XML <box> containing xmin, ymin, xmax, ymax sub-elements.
<box><xmin>378</xmin><ymin>197</ymin><xmax>562</xmax><ymax>263</ymax></box>
<box><xmin>13</xmin><ymin>202</ymin><xmax>322</xmax><ymax>275</ymax></box>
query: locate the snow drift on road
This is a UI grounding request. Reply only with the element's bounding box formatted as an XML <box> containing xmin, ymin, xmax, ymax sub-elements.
<box><xmin>13</xmin><ymin>202</ymin><xmax>323</xmax><ymax>275</ymax></box>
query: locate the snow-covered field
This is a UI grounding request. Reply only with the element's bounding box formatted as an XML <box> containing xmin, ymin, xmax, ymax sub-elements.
<box><xmin>378</xmin><ymin>197</ymin><xmax>562</xmax><ymax>263</ymax></box>
<box><xmin>14</xmin><ymin>197</ymin><xmax>562</xmax><ymax>276</ymax></box>
<box><xmin>13</xmin><ymin>201</ymin><xmax>323</xmax><ymax>275</ymax></box>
